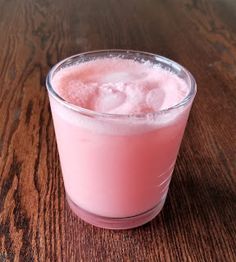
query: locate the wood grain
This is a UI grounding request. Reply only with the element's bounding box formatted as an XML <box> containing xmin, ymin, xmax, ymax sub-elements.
<box><xmin>0</xmin><ymin>0</ymin><xmax>235</xmax><ymax>261</ymax></box>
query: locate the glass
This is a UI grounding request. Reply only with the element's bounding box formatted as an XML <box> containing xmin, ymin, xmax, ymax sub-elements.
<box><xmin>46</xmin><ymin>50</ymin><xmax>197</xmax><ymax>229</ymax></box>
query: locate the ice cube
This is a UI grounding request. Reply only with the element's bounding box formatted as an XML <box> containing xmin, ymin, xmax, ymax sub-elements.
<box><xmin>66</xmin><ymin>80</ymin><xmax>99</xmax><ymax>108</ymax></box>
<box><xmin>95</xmin><ymin>86</ymin><xmax>126</xmax><ymax>113</ymax></box>
<box><xmin>146</xmin><ymin>88</ymin><xmax>165</xmax><ymax>111</ymax></box>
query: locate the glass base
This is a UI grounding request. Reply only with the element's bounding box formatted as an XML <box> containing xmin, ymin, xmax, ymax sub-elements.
<box><xmin>66</xmin><ymin>195</ymin><xmax>166</xmax><ymax>229</ymax></box>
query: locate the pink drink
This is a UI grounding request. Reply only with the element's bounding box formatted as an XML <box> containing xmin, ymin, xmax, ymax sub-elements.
<box><xmin>47</xmin><ymin>51</ymin><xmax>196</xmax><ymax>229</ymax></box>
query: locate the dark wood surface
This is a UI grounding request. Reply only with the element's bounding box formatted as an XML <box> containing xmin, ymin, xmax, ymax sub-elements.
<box><xmin>0</xmin><ymin>0</ymin><xmax>235</xmax><ymax>261</ymax></box>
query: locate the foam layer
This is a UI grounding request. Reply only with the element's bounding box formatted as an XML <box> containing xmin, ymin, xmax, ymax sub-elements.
<box><xmin>52</xmin><ymin>58</ymin><xmax>189</xmax><ymax>115</ymax></box>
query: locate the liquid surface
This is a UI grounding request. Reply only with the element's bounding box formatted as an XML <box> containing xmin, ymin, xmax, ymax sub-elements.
<box><xmin>52</xmin><ymin>58</ymin><xmax>188</xmax><ymax>114</ymax></box>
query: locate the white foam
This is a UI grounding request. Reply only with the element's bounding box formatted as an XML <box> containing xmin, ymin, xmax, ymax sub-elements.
<box><xmin>51</xmin><ymin>58</ymin><xmax>190</xmax><ymax>134</ymax></box>
<box><xmin>53</xmin><ymin>58</ymin><xmax>189</xmax><ymax>115</ymax></box>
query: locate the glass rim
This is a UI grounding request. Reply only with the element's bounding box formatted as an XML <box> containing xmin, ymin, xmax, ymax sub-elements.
<box><xmin>46</xmin><ymin>49</ymin><xmax>197</xmax><ymax>120</ymax></box>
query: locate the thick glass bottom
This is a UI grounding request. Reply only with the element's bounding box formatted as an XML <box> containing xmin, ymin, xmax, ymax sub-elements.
<box><xmin>66</xmin><ymin>194</ymin><xmax>166</xmax><ymax>229</ymax></box>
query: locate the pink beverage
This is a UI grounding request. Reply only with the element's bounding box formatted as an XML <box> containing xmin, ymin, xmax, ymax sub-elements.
<box><xmin>46</xmin><ymin>50</ymin><xmax>196</xmax><ymax>229</ymax></box>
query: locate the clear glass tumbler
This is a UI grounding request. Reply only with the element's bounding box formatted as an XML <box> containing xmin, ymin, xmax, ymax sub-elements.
<box><xmin>46</xmin><ymin>50</ymin><xmax>196</xmax><ymax>229</ymax></box>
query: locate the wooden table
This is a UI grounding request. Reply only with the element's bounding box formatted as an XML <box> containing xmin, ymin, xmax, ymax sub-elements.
<box><xmin>0</xmin><ymin>0</ymin><xmax>235</xmax><ymax>261</ymax></box>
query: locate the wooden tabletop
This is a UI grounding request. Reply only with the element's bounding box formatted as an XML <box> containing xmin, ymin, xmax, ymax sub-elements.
<box><xmin>0</xmin><ymin>0</ymin><xmax>236</xmax><ymax>261</ymax></box>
